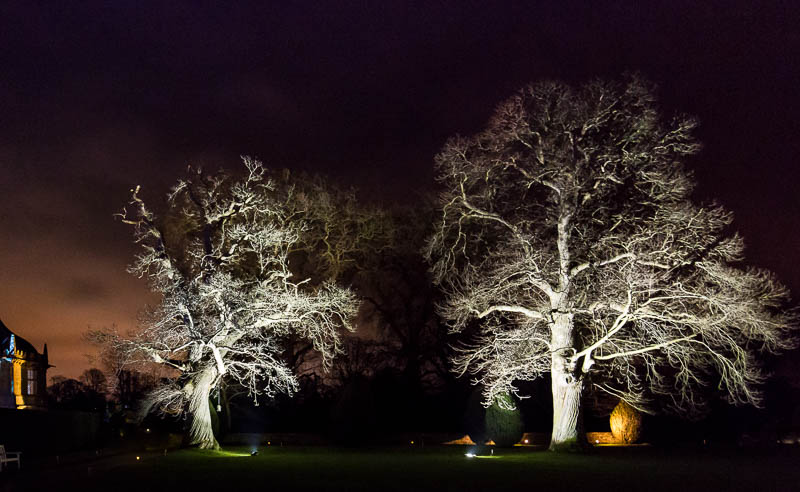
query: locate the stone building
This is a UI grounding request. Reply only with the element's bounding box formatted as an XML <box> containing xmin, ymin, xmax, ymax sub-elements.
<box><xmin>0</xmin><ymin>319</ymin><xmax>49</xmax><ymax>409</ymax></box>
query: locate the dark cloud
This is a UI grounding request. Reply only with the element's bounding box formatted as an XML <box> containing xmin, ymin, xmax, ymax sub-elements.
<box><xmin>62</xmin><ymin>278</ymin><xmax>111</xmax><ymax>303</ymax></box>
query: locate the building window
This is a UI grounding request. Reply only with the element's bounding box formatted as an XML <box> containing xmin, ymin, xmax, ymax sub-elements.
<box><xmin>27</xmin><ymin>369</ymin><xmax>36</xmax><ymax>395</ymax></box>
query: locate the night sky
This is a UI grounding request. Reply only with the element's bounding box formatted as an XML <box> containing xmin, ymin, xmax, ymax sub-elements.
<box><xmin>1</xmin><ymin>1</ymin><xmax>798</xmax><ymax>379</ymax></box>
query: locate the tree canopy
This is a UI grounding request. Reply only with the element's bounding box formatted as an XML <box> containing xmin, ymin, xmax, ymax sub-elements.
<box><xmin>426</xmin><ymin>76</ymin><xmax>798</xmax><ymax>450</ymax></box>
<box><xmin>91</xmin><ymin>158</ymin><xmax>382</xmax><ymax>449</ymax></box>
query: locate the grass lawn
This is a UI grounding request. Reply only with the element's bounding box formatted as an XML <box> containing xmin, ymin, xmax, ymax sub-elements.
<box><xmin>5</xmin><ymin>445</ymin><xmax>800</xmax><ymax>491</ymax></box>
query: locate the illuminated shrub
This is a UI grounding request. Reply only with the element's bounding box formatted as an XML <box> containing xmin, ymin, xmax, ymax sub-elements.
<box><xmin>485</xmin><ymin>393</ymin><xmax>524</xmax><ymax>447</ymax></box>
<box><xmin>609</xmin><ymin>400</ymin><xmax>642</xmax><ymax>444</ymax></box>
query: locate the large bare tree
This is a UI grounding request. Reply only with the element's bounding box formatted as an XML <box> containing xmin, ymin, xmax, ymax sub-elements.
<box><xmin>91</xmin><ymin>158</ymin><xmax>380</xmax><ymax>449</ymax></box>
<box><xmin>426</xmin><ymin>77</ymin><xmax>798</xmax><ymax>451</ymax></box>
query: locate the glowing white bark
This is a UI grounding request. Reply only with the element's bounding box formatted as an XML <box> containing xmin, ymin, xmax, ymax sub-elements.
<box><xmin>549</xmin><ymin>313</ymin><xmax>585</xmax><ymax>451</ymax></box>
<box><xmin>550</xmin><ymin>373</ymin><xmax>583</xmax><ymax>451</ymax></box>
<box><xmin>187</xmin><ymin>367</ymin><xmax>218</xmax><ymax>449</ymax></box>
<box><xmin>91</xmin><ymin>158</ymin><xmax>379</xmax><ymax>449</ymax></box>
<box><xmin>426</xmin><ymin>77</ymin><xmax>798</xmax><ymax>451</ymax></box>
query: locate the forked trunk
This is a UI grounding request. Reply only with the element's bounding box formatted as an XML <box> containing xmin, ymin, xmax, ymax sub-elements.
<box><xmin>188</xmin><ymin>367</ymin><xmax>220</xmax><ymax>450</ymax></box>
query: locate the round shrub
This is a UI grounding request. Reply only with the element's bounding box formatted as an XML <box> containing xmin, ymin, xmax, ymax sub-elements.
<box><xmin>485</xmin><ymin>392</ymin><xmax>524</xmax><ymax>447</ymax></box>
<box><xmin>610</xmin><ymin>400</ymin><xmax>642</xmax><ymax>444</ymax></box>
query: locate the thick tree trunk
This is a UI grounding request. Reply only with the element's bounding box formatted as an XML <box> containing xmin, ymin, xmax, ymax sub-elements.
<box><xmin>549</xmin><ymin>365</ymin><xmax>585</xmax><ymax>451</ymax></box>
<box><xmin>548</xmin><ymin>313</ymin><xmax>587</xmax><ymax>452</ymax></box>
<box><xmin>187</xmin><ymin>367</ymin><xmax>220</xmax><ymax>450</ymax></box>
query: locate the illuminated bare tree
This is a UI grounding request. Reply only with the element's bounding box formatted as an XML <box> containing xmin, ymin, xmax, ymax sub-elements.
<box><xmin>426</xmin><ymin>77</ymin><xmax>798</xmax><ymax>451</ymax></box>
<box><xmin>91</xmin><ymin>158</ymin><xmax>379</xmax><ymax>449</ymax></box>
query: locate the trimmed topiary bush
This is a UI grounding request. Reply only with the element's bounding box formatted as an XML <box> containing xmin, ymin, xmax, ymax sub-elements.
<box><xmin>610</xmin><ymin>400</ymin><xmax>642</xmax><ymax>444</ymax></box>
<box><xmin>485</xmin><ymin>392</ymin><xmax>524</xmax><ymax>447</ymax></box>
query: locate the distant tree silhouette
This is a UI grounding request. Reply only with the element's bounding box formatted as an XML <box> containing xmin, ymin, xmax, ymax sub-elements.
<box><xmin>48</xmin><ymin>376</ymin><xmax>105</xmax><ymax>411</ymax></box>
<box><xmin>79</xmin><ymin>368</ymin><xmax>107</xmax><ymax>395</ymax></box>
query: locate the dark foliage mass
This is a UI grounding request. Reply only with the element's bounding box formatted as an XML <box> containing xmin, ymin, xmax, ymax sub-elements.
<box><xmin>486</xmin><ymin>393</ymin><xmax>524</xmax><ymax>447</ymax></box>
<box><xmin>48</xmin><ymin>370</ymin><xmax>107</xmax><ymax>412</ymax></box>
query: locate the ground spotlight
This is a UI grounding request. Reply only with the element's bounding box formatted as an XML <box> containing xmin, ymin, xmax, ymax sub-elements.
<box><xmin>251</xmin><ymin>450</ymin><xmax>259</xmax><ymax>456</ymax></box>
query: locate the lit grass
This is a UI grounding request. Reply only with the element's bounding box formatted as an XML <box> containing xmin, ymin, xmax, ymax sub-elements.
<box><xmin>8</xmin><ymin>445</ymin><xmax>800</xmax><ymax>491</ymax></box>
